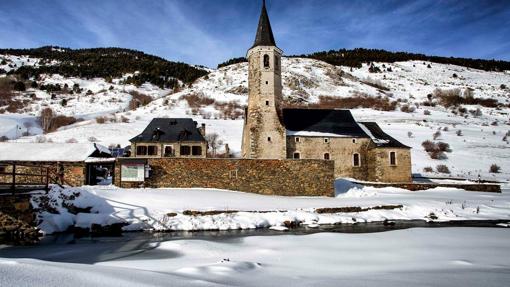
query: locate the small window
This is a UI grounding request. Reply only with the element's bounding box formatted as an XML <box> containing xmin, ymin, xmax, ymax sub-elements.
<box><xmin>324</xmin><ymin>153</ymin><xmax>330</xmax><ymax>160</ymax></box>
<box><xmin>293</xmin><ymin>152</ymin><xmax>301</xmax><ymax>159</ymax></box>
<box><xmin>268</xmin><ymin>137</ymin><xmax>272</xmax><ymax>142</ymax></box>
<box><xmin>148</xmin><ymin>146</ymin><xmax>158</xmax><ymax>156</ymax></box>
<box><xmin>0</xmin><ymin>165</ymin><xmax>6</xmax><ymax>173</ymax></box>
<box><xmin>136</xmin><ymin>146</ymin><xmax>147</xmax><ymax>156</ymax></box>
<box><xmin>353</xmin><ymin>153</ymin><xmax>361</xmax><ymax>167</ymax></box>
<box><xmin>229</xmin><ymin>170</ymin><xmax>238</xmax><ymax>179</ymax></box>
<box><xmin>390</xmin><ymin>151</ymin><xmax>397</xmax><ymax>166</ymax></box>
<box><xmin>164</xmin><ymin>146</ymin><xmax>173</xmax><ymax>157</ymax></box>
<box><xmin>180</xmin><ymin>145</ymin><xmax>191</xmax><ymax>156</ymax></box>
<box><xmin>265</xmin><ymin>81</ymin><xmax>269</xmax><ymax>85</ymax></box>
<box><xmin>263</xmin><ymin>54</ymin><xmax>270</xmax><ymax>68</ymax></box>
<box><xmin>352</xmin><ymin>139</ymin><xmax>357</xmax><ymax>144</ymax></box>
<box><xmin>295</xmin><ymin>137</ymin><xmax>300</xmax><ymax>143</ymax></box>
<box><xmin>324</xmin><ymin>138</ymin><xmax>330</xmax><ymax>143</ymax></box>
<box><xmin>192</xmin><ymin>146</ymin><xmax>202</xmax><ymax>156</ymax></box>
<box><xmin>265</xmin><ymin>100</ymin><xmax>269</xmax><ymax>106</ymax></box>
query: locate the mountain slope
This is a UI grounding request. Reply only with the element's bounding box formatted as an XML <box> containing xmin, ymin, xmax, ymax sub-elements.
<box><xmin>1</xmin><ymin>50</ymin><xmax>509</xmax><ymax>182</ymax></box>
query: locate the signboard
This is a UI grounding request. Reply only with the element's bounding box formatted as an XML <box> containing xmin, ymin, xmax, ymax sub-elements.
<box><xmin>121</xmin><ymin>163</ymin><xmax>145</xmax><ymax>182</ymax></box>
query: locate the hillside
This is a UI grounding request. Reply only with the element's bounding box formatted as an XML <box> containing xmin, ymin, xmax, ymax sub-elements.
<box><xmin>1</xmin><ymin>49</ymin><xmax>509</xmax><ymax>182</ymax></box>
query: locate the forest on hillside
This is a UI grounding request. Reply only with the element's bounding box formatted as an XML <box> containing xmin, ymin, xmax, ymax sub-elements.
<box><xmin>217</xmin><ymin>48</ymin><xmax>510</xmax><ymax>71</ymax></box>
<box><xmin>0</xmin><ymin>46</ymin><xmax>208</xmax><ymax>89</ymax></box>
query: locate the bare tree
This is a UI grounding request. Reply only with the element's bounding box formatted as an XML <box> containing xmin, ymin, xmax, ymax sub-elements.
<box><xmin>205</xmin><ymin>133</ymin><xmax>223</xmax><ymax>157</ymax></box>
<box><xmin>39</xmin><ymin>107</ymin><xmax>54</xmax><ymax>133</ymax></box>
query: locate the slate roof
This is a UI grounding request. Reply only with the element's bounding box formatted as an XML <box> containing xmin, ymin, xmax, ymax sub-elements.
<box><xmin>130</xmin><ymin>118</ymin><xmax>206</xmax><ymax>143</ymax></box>
<box><xmin>359</xmin><ymin>122</ymin><xmax>411</xmax><ymax>148</ymax></box>
<box><xmin>252</xmin><ymin>0</ymin><xmax>277</xmax><ymax>48</ymax></box>
<box><xmin>282</xmin><ymin>109</ymin><xmax>370</xmax><ymax>138</ymax></box>
<box><xmin>0</xmin><ymin>143</ymin><xmax>111</xmax><ymax>162</ymax></box>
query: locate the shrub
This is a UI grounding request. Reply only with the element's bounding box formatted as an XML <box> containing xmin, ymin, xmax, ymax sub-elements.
<box><xmin>437</xmin><ymin>142</ymin><xmax>451</xmax><ymax>152</ymax></box>
<box><xmin>88</xmin><ymin>136</ymin><xmax>98</xmax><ymax>142</ymax></box>
<box><xmin>214</xmin><ymin>100</ymin><xmax>244</xmax><ymax>120</ymax></box>
<box><xmin>180</xmin><ymin>92</ymin><xmax>215</xmax><ymax>109</ymax></box>
<box><xmin>407</xmin><ymin>131</ymin><xmax>413</xmax><ymax>138</ymax></box>
<box><xmin>128</xmin><ymin>91</ymin><xmax>152</xmax><ymax>110</ymax></box>
<box><xmin>303</xmin><ymin>94</ymin><xmax>397</xmax><ymax>111</ymax></box>
<box><xmin>423</xmin><ymin>167</ymin><xmax>433</xmax><ymax>173</ymax></box>
<box><xmin>456</xmin><ymin>130</ymin><xmax>463</xmax><ymax>136</ymax></box>
<box><xmin>50</xmin><ymin>115</ymin><xmax>77</xmax><ymax>132</ymax></box>
<box><xmin>501</xmin><ymin>84</ymin><xmax>507</xmax><ymax>89</ymax></box>
<box><xmin>400</xmin><ymin>104</ymin><xmax>415</xmax><ymax>113</ymax></box>
<box><xmin>0</xmin><ymin>135</ymin><xmax>9</xmax><ymax>142</ymax></box>
<box><xmin>489</xmin><ymin>164</ymin><xmax>501</xmax><ymax>173</ymax></box>
<box><xmin>424</xmin><ymin>110</ymin><xmax>431</xmax><ymax>115</ymax></box>
<box><xmin>13</xmin><ymin>81</ymin><xmax>26</xmax><ymax>91</ymax></box>
<box><xmin>66</xmin><ymin>138</ymin><xmax>78</xmax><ymax>143</ymax></box>
<box><xmin>433</xmin><ymin>88</ymin><xmax>498</xmax><ymax>108</ymax></box>
<box><xmin>436</xmin><ymin>165</ymin><xmax>450</xmax><ymax>174</ymax></box>
<box><xmin>433</xmin><ymin>131</ymin><xmax>441</xmax><ymax>140</ymax></box>
<box><xmin>96</xmin><ymin>116</ymin><xmax>108</xmax><ymax>124</ymax></box>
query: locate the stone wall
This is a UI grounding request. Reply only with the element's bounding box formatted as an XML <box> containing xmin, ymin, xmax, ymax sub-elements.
<box><xmin>367</xmin><ymin>148</ymin><xmax>412</xmax><ymax>183</ymax></box>
<box><xmin>0</xmin><ymin>162</ymin><xmax>86</xmax><ymax>187</ymax></box>
<box><xmin>115</xmin><ymin>158</ymin><xmax>335</xmax><ymax>197</ymax></box>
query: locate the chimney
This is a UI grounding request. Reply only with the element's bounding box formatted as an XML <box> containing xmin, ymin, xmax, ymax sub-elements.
<box><xmin>224</xmin><ymin>143</ymin><xmax>230</xmax><ymax>158</ymax></box>
<box><xmin>199</xmin><ymin>123</ymin><xmax>206</xmax><ymax>137</ymax></box>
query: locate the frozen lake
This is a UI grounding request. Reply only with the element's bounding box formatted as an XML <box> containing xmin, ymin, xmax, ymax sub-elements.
<box><xmin>1</xmin><ymin>227</ymin><xmax>509</xmax><ymax>286</ymax></box>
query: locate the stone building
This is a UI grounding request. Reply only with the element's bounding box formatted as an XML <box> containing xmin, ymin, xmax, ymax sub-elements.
<box><xmin>130</xmin><ymin>118</ymin><xmax>207</xmax><ymax>159</ymax></box>
<box><xmin>0</xmin><ymin>142</ymin><xmax>113</xmax><ymax>187</ymax></box>
<box><xmin>241</xmin><ymin>1</ymin><xmax>412</xmax><ymax>183</ymax></box>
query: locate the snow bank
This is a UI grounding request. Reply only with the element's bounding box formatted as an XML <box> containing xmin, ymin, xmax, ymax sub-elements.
<box><xmin>31</xmin><ymin>183</ymin><xmax>510</xmax><ymax>234</ymax></box>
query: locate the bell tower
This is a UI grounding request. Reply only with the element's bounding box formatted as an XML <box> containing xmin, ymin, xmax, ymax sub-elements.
<box><xmin>241</xmin><ymin>0</ymin><xmax>286</xmax><ymax>159</ymax></box>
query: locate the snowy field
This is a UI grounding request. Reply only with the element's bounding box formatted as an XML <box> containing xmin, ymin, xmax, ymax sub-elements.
<box><xmin>33</xmin><ymin>183</ymin><xmax>510</xmax><ymax>234</ymax></box>
<box><xmin>1</xmin><ymin>227</ymin><xmax>509</xmax><ymax>286</ymax></box>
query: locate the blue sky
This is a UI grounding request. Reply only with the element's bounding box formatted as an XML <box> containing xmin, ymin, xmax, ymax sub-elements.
<box><xmin>1</xmin><ymin>0</ymin><xmax>509</xmax><ymax>67</ymax></box>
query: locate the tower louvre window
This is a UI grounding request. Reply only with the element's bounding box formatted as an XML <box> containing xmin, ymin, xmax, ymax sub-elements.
<box><xmin>263</xmin><ymin>54</ymin><xmax>270</xmax><ymax>68</ymax></box>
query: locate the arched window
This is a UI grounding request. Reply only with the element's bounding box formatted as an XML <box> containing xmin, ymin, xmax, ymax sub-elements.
<box><xmin>353</xmin><ymin>153</ymin><xmax>361</xmax><ymax>167</ymax></box>
<box><xmin>263</xmin><ymin>54</ymin><xmax>270</xmax><ymax>68</ymax></box>
<box><xmin>324</xmin><ymin>153</ymin><xmax>330</xmax><ymax>160</ymax></box>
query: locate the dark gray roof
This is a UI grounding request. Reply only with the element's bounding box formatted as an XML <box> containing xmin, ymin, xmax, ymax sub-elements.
<box><xmin>359</xmin><ymin>122</ymin><xmax>411</xmax><ymax>148</ymax></box>
<box><xmin>252</xmin><ymin>0</ymin><xmax>276</xmax><ymax>48</ymax></box>
<box><xmin>130</xmin><ymin>118</ymin><xmax>206</xmax><ymax>143</ymax></box>
<box><xmin>282</xmin><ymin>109</ymin><xmax>370</xmax><ymax>138</ymax></box>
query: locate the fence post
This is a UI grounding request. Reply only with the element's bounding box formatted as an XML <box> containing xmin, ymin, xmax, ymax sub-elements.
<box><xmin>45</xmin><ymin>167</ymin><xmax>49</xmax><ymax>192</ymax></box>
<box><xmin>11</xmin><ymin>163</ymin><xmax>16</xmax><ymax>195</ymax></box>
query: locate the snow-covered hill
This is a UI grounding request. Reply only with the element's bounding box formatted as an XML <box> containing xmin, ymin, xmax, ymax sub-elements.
<box><xmin>1</xmin><ymin>54</ymin><xmax>509</xmax><ymax>182</ymax></box>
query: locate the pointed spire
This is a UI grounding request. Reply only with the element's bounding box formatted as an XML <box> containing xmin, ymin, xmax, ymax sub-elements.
<box><xmin>252</xmin><ymin>0</ymin><xmax>276</xmax><ymax>48</ymax></box>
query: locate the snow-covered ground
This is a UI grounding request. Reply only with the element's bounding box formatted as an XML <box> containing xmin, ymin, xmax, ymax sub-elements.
<box><xmin>32</xmin><ymin>183</ymin><xmax>510</xmax><ymax>234</ymax></box>
<box><xmin>1</xmin><ymin>227</ymin><xmax>509</xmax><ymax>286</ymax></box>
<box><xmin>2</xmin><ymin>56</ymin><xmax>510</xmax><ymax>181</ymax></box>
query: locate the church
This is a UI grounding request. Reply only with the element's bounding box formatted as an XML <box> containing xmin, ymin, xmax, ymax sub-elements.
<box><xmin>241</xmin><ymin>0</ymin><xmax>412</xmax><ymax>183</ymax></box>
